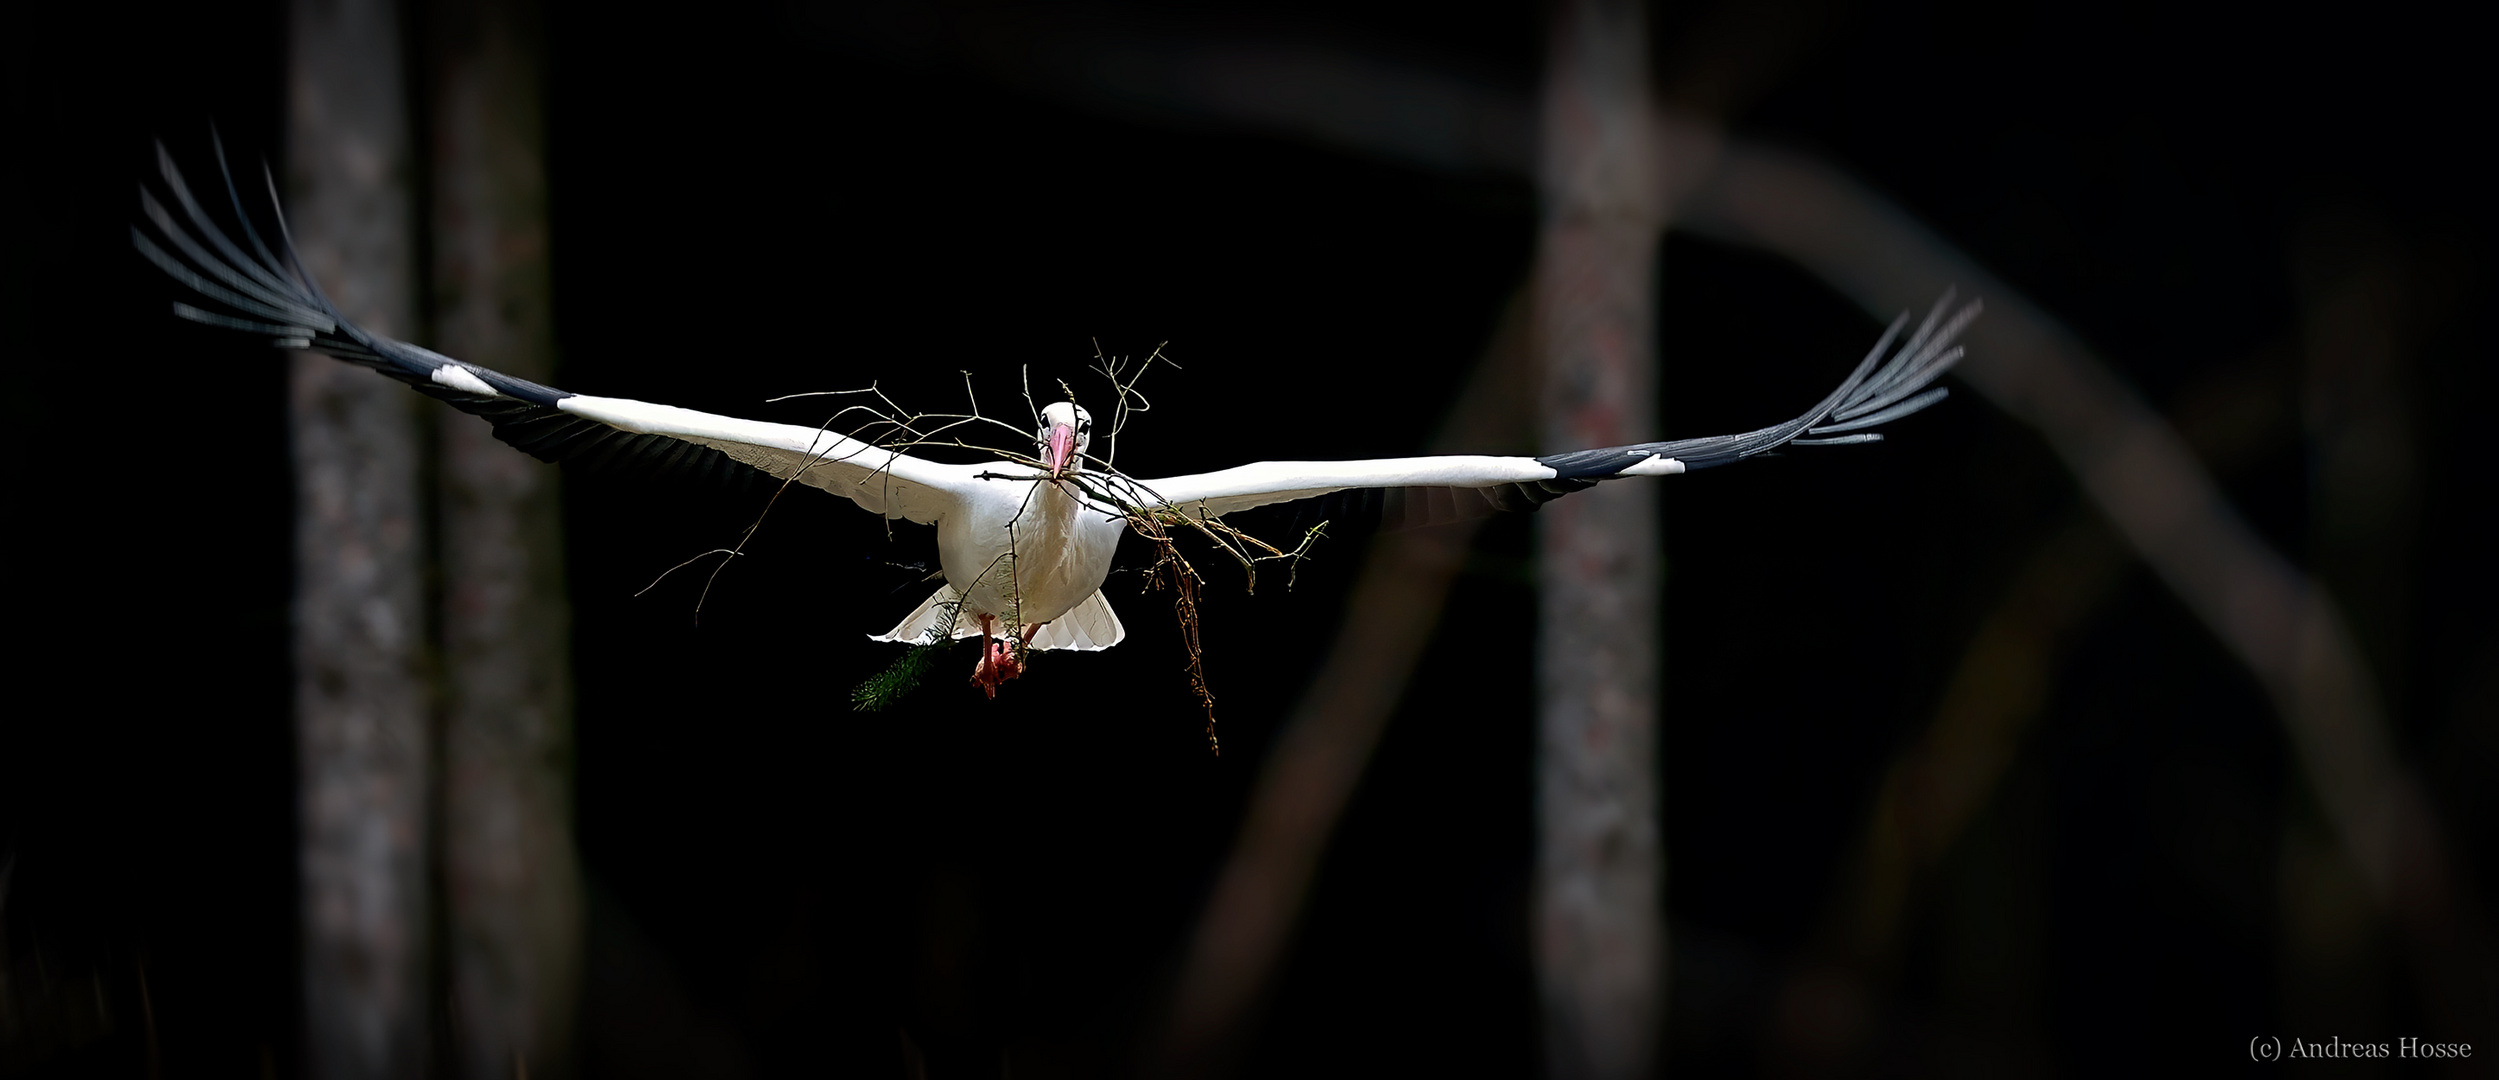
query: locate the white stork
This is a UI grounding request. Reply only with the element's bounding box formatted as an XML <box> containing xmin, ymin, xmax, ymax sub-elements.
<box><xmin>137</xmin><ymin>146</ymin><xmax>1977</xmax><ymax>697</ymax></box>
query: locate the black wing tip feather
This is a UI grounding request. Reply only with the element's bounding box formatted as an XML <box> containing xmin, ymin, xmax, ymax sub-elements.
<box><xmin>136</xmin><ymin>136</ymin><xmax>777</xmax><ymax>490</ymax></box>
<box><xmin>142</xmin><ymin>138</ymin><xmax>434</xmax><ymax>376</ymax></box>
<box><xmin>1537</xmin><ymin>290</ymin><xmax>1978</xmax><ymax>479</ymax></box>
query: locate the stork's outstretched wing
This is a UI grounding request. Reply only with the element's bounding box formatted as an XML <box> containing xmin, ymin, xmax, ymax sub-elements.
<box><xmin>1123</xmin><ymin>292</ymin><xmax>1978</xmax><ymax>524</ymax></box>
<box><xmin>136</xmin><ymin>140</ymin><xmax>972</xmax><ymax>523</ymax></box>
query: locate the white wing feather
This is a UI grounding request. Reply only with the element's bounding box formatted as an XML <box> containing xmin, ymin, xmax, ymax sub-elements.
<box><xmin>1121</xmin><ymin>454</ymin><xmax>1640</xmax><ymax>519</ymax></box>
<box><xmin>559</xmin><ymin>395</ymin><xmax>977</xmax><ymax>524</ymax></box>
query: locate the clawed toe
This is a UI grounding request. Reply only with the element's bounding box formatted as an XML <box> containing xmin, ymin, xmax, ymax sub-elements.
<box><xmin>972</xmin><ymin>638</ymin><xmax>1024</xmax><ymax>699</ymax></box>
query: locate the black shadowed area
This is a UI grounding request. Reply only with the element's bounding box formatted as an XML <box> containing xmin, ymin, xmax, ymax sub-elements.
<box><xmin>4</xmin><ymin>0</ymin><xmax>2489</xmax><ymax>1076</ymax></box>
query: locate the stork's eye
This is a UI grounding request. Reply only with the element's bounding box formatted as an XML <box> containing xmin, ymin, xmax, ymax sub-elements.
<box><xmin>1078</xmin><ymin>420</ymin><xmax>1091</xmax><ymax>433</ymax></box>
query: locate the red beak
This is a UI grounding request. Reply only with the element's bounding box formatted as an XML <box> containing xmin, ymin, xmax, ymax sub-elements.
<box><xmin>1045</xmin><ymin>423</ymin><xmax>1077</xmax><ymax>476</ymax></box>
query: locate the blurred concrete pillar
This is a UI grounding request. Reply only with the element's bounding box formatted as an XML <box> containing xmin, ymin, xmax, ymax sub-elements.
<box><xmin>427</xmin><ymin>0</ymin><xmax>584</xmax><ymax>1074</ymax></box>
<box><xmin>286</xmin><ymin>0</ymin><xmax>431</xmax><ymax>1075</ymax></box>
<box><xmin>1531</xmin><ymin>1</ymin><xmax>1665</xmax><ymax>1077</ymax></box>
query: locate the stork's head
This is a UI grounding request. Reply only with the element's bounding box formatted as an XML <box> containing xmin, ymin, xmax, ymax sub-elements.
<box><xmin>1037</xmin><ymin>402</ymin><xmax>1092</xmax><ymax>476</ymax></box>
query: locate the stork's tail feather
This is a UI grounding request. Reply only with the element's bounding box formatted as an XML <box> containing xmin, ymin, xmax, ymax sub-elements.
<box><xmin>871</xmin><ymin>585</ymin><xmax>967</xmax><ymax>645</ymax></box>
<box><xmin>1026</xmin><ymin>591</ymin><xmax>1126</xmax><ymax>651</ymax></box>
<box><xmin>869</xmin><ymin>587</ymin><xmax>1126</xmax><ymax>652</ymax></box>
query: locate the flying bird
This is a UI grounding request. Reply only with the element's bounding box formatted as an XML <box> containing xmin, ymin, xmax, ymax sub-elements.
<box><xmin>137</xmin><ymin>146</ymin><xmax>1977</xmax><ymax>697</ymax></box>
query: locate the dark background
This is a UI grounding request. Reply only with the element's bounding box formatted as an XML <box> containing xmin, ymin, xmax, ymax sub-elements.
<box><xmin>5</xmin><ymin>0</ymin><xmax>2491</xmax><ymax>1075</ymax></box>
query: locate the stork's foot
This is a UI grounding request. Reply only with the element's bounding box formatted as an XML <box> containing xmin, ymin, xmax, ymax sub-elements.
<box><xmin>969</xmin><ymin>622</ymin><xmax>1049</xmax><ymax>700</ymax></box>
<box><xmin>972</xmin><ymin>638</ymin><xmax>1024</xmax><ymax>699</ymax></box>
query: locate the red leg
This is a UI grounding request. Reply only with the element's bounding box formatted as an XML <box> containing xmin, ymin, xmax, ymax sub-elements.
<box><xmin>972</xmin><ymin>616</ymin><xmax>1003</xmax><ymax>699</ymax></box>
<box><xmin>969</xmin><ymin>616</ymin><xmax>1045</xmax><ymax>699</ymax></box>
<box><xmin>992</xmin><ymin>622</ymin><xmax>1043</xmax><ymax>682</ymax></box>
